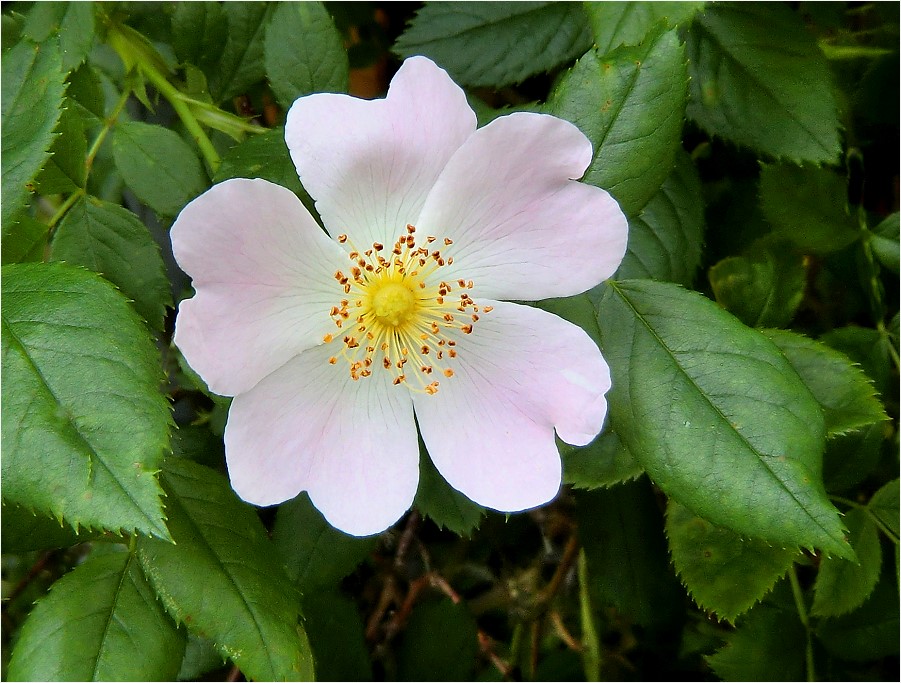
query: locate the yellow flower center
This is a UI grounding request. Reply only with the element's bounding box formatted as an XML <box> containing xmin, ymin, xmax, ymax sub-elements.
<box><xmin>323</xmin><ymin>224</ymin><xmax>491</xmax><ymax>394</ymax></box>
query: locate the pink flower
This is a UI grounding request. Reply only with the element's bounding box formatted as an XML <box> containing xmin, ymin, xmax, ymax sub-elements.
<box><xmin>171</xmin><ymin>57</ymin><xmax>628</xmax><ymax>536</ymax></box>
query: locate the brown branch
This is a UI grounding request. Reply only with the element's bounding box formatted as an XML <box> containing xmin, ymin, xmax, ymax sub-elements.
<box><xmin>550</xmin><ymin>609</ymin><xmax>582</xmax><ymax>652</ymax></box>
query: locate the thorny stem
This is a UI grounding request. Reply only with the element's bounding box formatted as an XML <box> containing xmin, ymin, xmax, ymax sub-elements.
<box><xmin>789</xmin><ymin>566</ymin><xmax>816</xmax><ymax>682</ymax></box>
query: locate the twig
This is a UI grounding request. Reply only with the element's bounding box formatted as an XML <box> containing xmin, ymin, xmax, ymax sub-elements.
<box><xmin>550</xmin><ymin>609</ymin><xmax>582</xmax><ymax>652</ymax></box>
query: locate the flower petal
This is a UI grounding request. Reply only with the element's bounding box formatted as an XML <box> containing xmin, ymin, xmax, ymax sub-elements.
<box><xmin>412</xmin><ymin>301</ymin><xmax>611</xmax><ymax>511</ymax></box>
<box><xmin>415</xmin><ymin>112</ymin><xmax>628</xmax><ymax>301</ymax></box>
<box><xmin>285</xmin><ymin>56</ymin><xmax>476</xmax><ymax>250</ymax></box>
<box><xmin>171</xmin><ymin>178</ymin><xmax>347</xmax><ymax>396</ymax></box>
<box><xmin>225</xmin><ymin>342</ymin><xmax>419</xmax><ymax>537</ymax></box>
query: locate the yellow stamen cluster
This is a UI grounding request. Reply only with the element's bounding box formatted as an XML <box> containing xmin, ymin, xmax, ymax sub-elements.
<box><xmin>324</xmin><ymin>224</ymin><xmax>488</xmax><ymax>394</ymax></box>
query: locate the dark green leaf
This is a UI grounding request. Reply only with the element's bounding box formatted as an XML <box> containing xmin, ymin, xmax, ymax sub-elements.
<box><xmin>394</xmin><ymin>1</ymin><xmax>592</xmax><ymax>88</ymax></box>
<box><xmin>812</xmin><ymin>508</ymin><xmax>882</xmax><ymax>617</ymax></box>
<box><xmin>272</xmin><ymin>492</ymin><xmax>378</xmax><ymax>591</ymax></box>
<box><xmin>764</xmin><ymin>329</ymin><xmax>887</xmax><ymax>436</ymax></box>
<box><xmin>22</xmin><ymin>1</ymin><xmax>95</xmax><ymax>73</ymax></box>
<box><xmin>666</xmin><ymin>499</ymin><xmax>799</xmax><ymax>623</ymax></box>
<box><xmin>709</xmin><ymin>239</ymin><xmax>806</xmax><ymax>328</ymax></box>
<box><xmin>171</xmin><ymin>2</ymin><xmax>227</xmax><ymax>74</ymax></box>
<box><xmin>210</xmin><ymin>3</ymin><xmax>273</xmax><ymax>103</ymax></box>
<box><xmin>397</xmin><ymin>598</ymin><xmax>478</xmax><ymax>681</ymax></box>
<box><xmin>112</xmin><ymin>121</ymin><xmax>208</xmax><ymax>216</ymax></box>
<box><xmin>416</xmin><ymin>444</ymin><xmax>485</xmax><ymax>535</ymax></box>
<box><xmin>1</xmin><ymin>263</ymin><xmax>171</xmax><ymax>538</ymax></box>
<box><xmin>264</xmin><ymin>1</ymin><xmax>348</xmax><ymax>110</ymax></box>
<box><xmin>561</xmin><ymin>428</ymin><xmax>643</xmax><ymax>490</ymax></box>
<box><xmin>615</xmin><ymin>150</ymin><xmax>705</xmax><ymax>286</ymax></box>
<box><xmin>820</xmin><ymin>325</ymin><xmax>896</xmax><ymax>402</ymax></box>
<box><xmin>707</xmin><ymin>602</ymin><xmax>806</xmax><ymax>681</ymax></box>
<box><xmin>759</xmin><ymin>164</ymin><xmax>860</xmax><ymax>253</ymax></box>
<box><xmin>51</xmin><ymin>196</ymin><xmax>173</xmax><ymax>331</ymax></box>
<box><xmin>177</xmin><ymin>635</ymin><xmax>226</xmax><ymax>682</ymax></box>
<box><xmin>301</xmin><ymin>591</ymin><xmax>372</xmax><ymax>682</ymax></box>
<box><xmin>548</xmin><ymin>27</ymin><xmax>688</xmax><ymax>215</ymax></box>
<box><xmin>1</xmin><ymin>38</ymin><xmax>65</xmax><ymax>227</ymax></box>
<box><xmin>0</xmin><ymin>503</ymin><xmax>100</xmax><ymax>553</ymax></box>
<box><xmin>34</xmin><ymin>98</ymin><xmax>87</xmax><ymax>193</ymax></box>
<box><xmin>869</xmin><ymin>212</ymin><xmax>899</xmax><ymax>274</ymax></box>
<box><xmin>868</xmin><ymin>479</ymin><xmax>899</xmax><ymax>539</ymax></box>
<box><xmin>1</xmin><ymin>213</ymin><xmax>48</xmax><ymax>265</ymax></box>
<box><xmin>585</xmin><ymin>1</ymin><xmax>704</xmax><ymax>55</ymax></box>
<box><xmin>595</xmin><ymin>280</ymin><xmax>852</xmax><ymax>558</ymax></box>
<box><xmin>576</xmin><ymin>480</ymin><xmax>682</xmax><ymax>627</ymax></box>
<box><xmin>66</xmin><ymin>63</ymin><xmax>106</xmax><ymax>122</ymax></box>
<box><xmin>137</xmin><ymin>459</ymin><xmax>314</xmax><ymax>682</ymax></box>
<box><xmin>686</xmin><ymin>3</ymin><xmax>841</xmax><ymax>163</ymax></box>
<box><xmin>7</xmin><ymin>550</ymin><xmax>185</xmax><ymax>681</ymax></box>
<box><xmin>822</xmin><ymin>423</ymin><xmax>885</xmax><ymax>493</ymax></box>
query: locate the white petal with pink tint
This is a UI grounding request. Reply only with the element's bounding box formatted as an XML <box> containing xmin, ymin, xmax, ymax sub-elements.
<box><xmin>286</xmin><ymin>56</ymin><xmax>476</xmax><ymax>250</ymax></box>
<box><xmin>171</xmin><ymin>178</ymin><xmax>346</xmax><ymax>396</ymax></box>
<box><xmin>412</xmin><ymin>300</ymin><xmax>611</xmax><ymax>511</ymax></box>
<box><xmin>225</xmin><ymin>343</ymin><xmax>419</xmax><ymax>536</ymax></box>
<box><xmin>415</xmin><ymin>112</ymin><xmax>628</xmax><ymax>301</ymax></box>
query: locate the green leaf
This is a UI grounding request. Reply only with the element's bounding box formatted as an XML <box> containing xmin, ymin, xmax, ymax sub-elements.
<box><xmin>763</xmin><ymin>329</ymin><xmax>887</xmax><ymax>436</ymax></box>
<box><xmin>7</xmin><ymin>550</ymin><xmax>185</xmax><ymax>681</ymax></box>
<box><xmin>820</xmin><ymin>325</ymin><xmax>896</xmax><ymax>401</ymax></box>
<box><xmin>666</xmin><ymin>499</ymin><xmax>799</xmax><ymax>623</ymax></box>
<box><xmin>66</xmin><ymin>63</ymin><xmax>106</xmax><ymax>122</ymax></box>
<box><xmin>137</xmin><ymin>459</ymin><xmax>314</xmax><ymax>682</ymax></box>
<box><xmin>112</xmin><ymin>121</ymin><xmax>208</xmax><ymax>216</ymax></box>
<box><xmin>759</xmin><ymin>164</ymin><xmax>860</xmax><ymax>253</ymax></box>
<box><xmin>2</xmin><ymin>213</ymin><xmax>49</xmax><ymax>264</ymax></box>
<box><xmin>264</xmin><ymin>1</ymin><xmax>348</xmax><ymax>110</ymax></box>
<box><xmin>397</xmin><ymin>598</ymin><xmax>478</xmax><ymax>681</ymax></box>
<box><xmin>301</xmin><ymin>591</ymin><xmax>372</xmax><ymax>682</ymax></box>
<box><xmin>1</xmin><ymin>38</ymin><xmax>65</xmax><ymax>227</ymax></box>
<box><xmin>547</xmin><ymin>27</ymin><xmax>688</xmax><ymax>215</ymax></box>
<box><xmin>686</xmin><ymin>3</ymin><xmax>841</xmax><ymax>163</ymax></box>
<box><xmin>34</xmin><ymin>98</ymin><xmax>87</xmax><ymax>194</ymax></box>
<box><xmin>707</xmin><ymin>600</ymin><xmax>806</xmax><ymax>681</ymax></box>
<box><xmin>615</xmin><ymin>150</ymin><xmax>705</xmax><ymax>286</ymax></box>
<box><xmin>709</xmin><ymin>239</ymin><xmax>806</xmax><ymax>328</ymax></box>
<box><xmin>812</xmin><ymin>508</ymin><xmax>882</xmax><ymax>618</ymax></box>
<box><xmin>823</xmin><ymin>423</ymin><xmax>885</xmax><ymax>493</ymax></box>
<box><xmin>869</xmin><ymin>212</ymin><xmax>899</xmax><ymax>274</ymax></box>
<box><xmin>595</xmin><ymin>280</ymin><xmax>852</xmax><ymax>558</ymax></box>
<box><xmin>585</xmin><ymin>1</ymin><xmax>704</xmax><ymax>55</ymax></box>
<box><xmin>416</xmin><ymin>444</ymin><xmax>485</xmax><ymax>535</ymax></box>
<box><xmin>868</xmin><ymin>479</ymin><xmax>899</xmax><ymax>539</ymax></box>
<box><xmin>210</xmin><ymin>3</ymin><xmax>273</xmax><ymax>103</ymax></box>
<box><xmin>50</xmin><ymin>196</ymin><xmax>172</xmax><ymax>331</ymax></box>
<box><xmin>171</xmin><ymin>2</ymin><xmax>227</xmax><ymax>74</ymax></box>
<box><xmin>22</xmin><ymin>1</ymin><xmax>95</xmax><ymax>73</ymax></box>
<box><xmin>0</xmin><ymin>502</ymin><xmax>100</xmax><ymax>553</ymax></box>
<box><xmin>561</xmin><ymin>428</ymin><xmax>643</xmax><ymax>490</ymax></box>
<box><xmin>576</xmin><ymin>480</ymin><xmax>683</xmax><ymax>627</ymax></box>
<box><xmin>272</xmin><ymin>492</ymin><xmax>378</xmax><ymax>591</ymax></box>
<box><xmin>1</xmin><ymin>263</ymin><xmax>170</xmax><ymax>538</ymax></box>
<box><xmin>177</xmin><ymin>635</ymin><xmax>226</xmax><ymax>681</ymax></box>
<box><xmin>394</xmin><ymin>1</ymin><xmax>592</xmax><ymax>88</ymax></box>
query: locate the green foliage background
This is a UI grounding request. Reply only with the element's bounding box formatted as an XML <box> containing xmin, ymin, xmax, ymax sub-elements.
<box><xmin>2</xmin><ymin>2</ymin><xmax>898</xmax><ymax>681</ymax></box>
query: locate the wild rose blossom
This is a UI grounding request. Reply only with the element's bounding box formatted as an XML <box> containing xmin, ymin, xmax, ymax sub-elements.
<box><xmin>171</xmin><ymin>56</ymin><xmax>628</xmax><ymax>536</ymax></box>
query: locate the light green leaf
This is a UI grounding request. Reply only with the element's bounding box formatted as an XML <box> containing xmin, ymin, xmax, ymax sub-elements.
<box><xmin>7</xmin><ymin>550</ymin><xmax>185</xmax><ymax>682</ymax></box>
<box><xmin>686</xmin><ymin>3</ymin><xmax>841</xmax><ymax>163</ymax></box>
<box><xmin>171</xmin><ymin>2</ymin><xmax>227</xmax><ymax>74</ymax></box>
<box><xmin>416</xmin><ymin>445</ymin><xmax>485</xmax><ymax>535</ymax></box>
<box><xmin>1</xmin><ymin>213</ymin><xmax>48</xmax><ymax>265</ymax></box>
<box><xmin>210</xmin><ymin>3</ymin><xmax>273</xmax><ymax>103</ymax></box>
<box><xmin>22</xmin><ymin>1</ymin><xmax>95</xmax><ymax>73</ymax></box>
<box><xmin>264</xmin><ymin>1</ymin><xmax>348</xmax><ymax>110</ymax></box>
<box><xmin>0</xmin><ymin>503</ymin><xmax>100</xmax><ymax>553</ymax></box>
<box><xmin>394</xmin><ymin>1</ymin><xmax>592</xmax><ymax>88</ymax></box>
<box><xmin>576</xmin><ymin>480</ymin><xmax>683</xmax><ymax>627</ymax></box>
<box><xmin>137</xmin><ymin>459</ymin><xmax>314</xmax><ymax>682</ymax></box>
<box><xmin>301</xmin><ymin>591</ymin><xmax>372</xmax><ymax>682</ymax></box>
<box><xmin>1</xmin><ymin>263</ymin><xmax>171</xmax><ymax>538</ymax></box>
<box><xmin>112</xmin><ymin>121</ymin><xmax>208</xmax><ymax>216</ymax></box>
<box><xmin>709</xmin><ymin>239</ymin><xmax>806</xmax><ymax>328</ymax></box>
<box><xmin>868</xmin><ymin>479</ymin><xmax>899</xmax><ymax>539</ymax></box>
<box><xmin>34</xmin><ymin>98</ymin><xmax>87</xmax><ymax>194</ymax></box>
<box><xmin>272</xmin><ymin>492</ymin><xmax>378</xmax><ymax>591</ymax></box>
<box><xmin>666</xmin><ymin>500</ymin><xmax>798</xmax><ymax>623</ymax></box>
<box><xmin>812</xmin><ymin>508</ymin><xmax>882</xmax><ymax>617</ymax></box>
<box><xmin>585</xmin><ymin>1</ymin><xmax>704</xmax><ymax>55</ymax></box>
<box><xmin>397</xmin><ymin>598</ymin><xmax>479</xmax><ymax>682</ymax></box>
<box><xmin>595</xmin><ymin>280</ymin><xmax>852</xmax><ymax>558</ymax></box>
<box><xmin>1</xmin><ymin>38</ymin><xmax>65</xmax><ymax>227</ymax></box>
<box><xmin>869</xmin><ymin>212</ymin><xmax>899</xmax><ymax>274</ymax></box>
<box><xmin>763</xmin><ymin>329</ymin><xmax>887</xmax><ymax>436</ymax></box>
<box><xmin>51</xmin><ymin>196</ymin><xmax>172</xmax><ymax>331</ymax></box>
<box><xmin>707</xmin><ymin>601</ymin><xmax>806</xmax><ymax>681</ymax></box>
<box><xmin>759</xmin><ymin>164</ymin><xmax>860</xmax><ymax>253</ymax></box>
<box><xmin>616</xmin><ymin>150</ymin><xmax>705</xmax><ymax>286</ymax></box>
<box><xmin>548</xmin><ymin>27</ymin><xmax>688</xmax><ymax>215</ymax></box>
